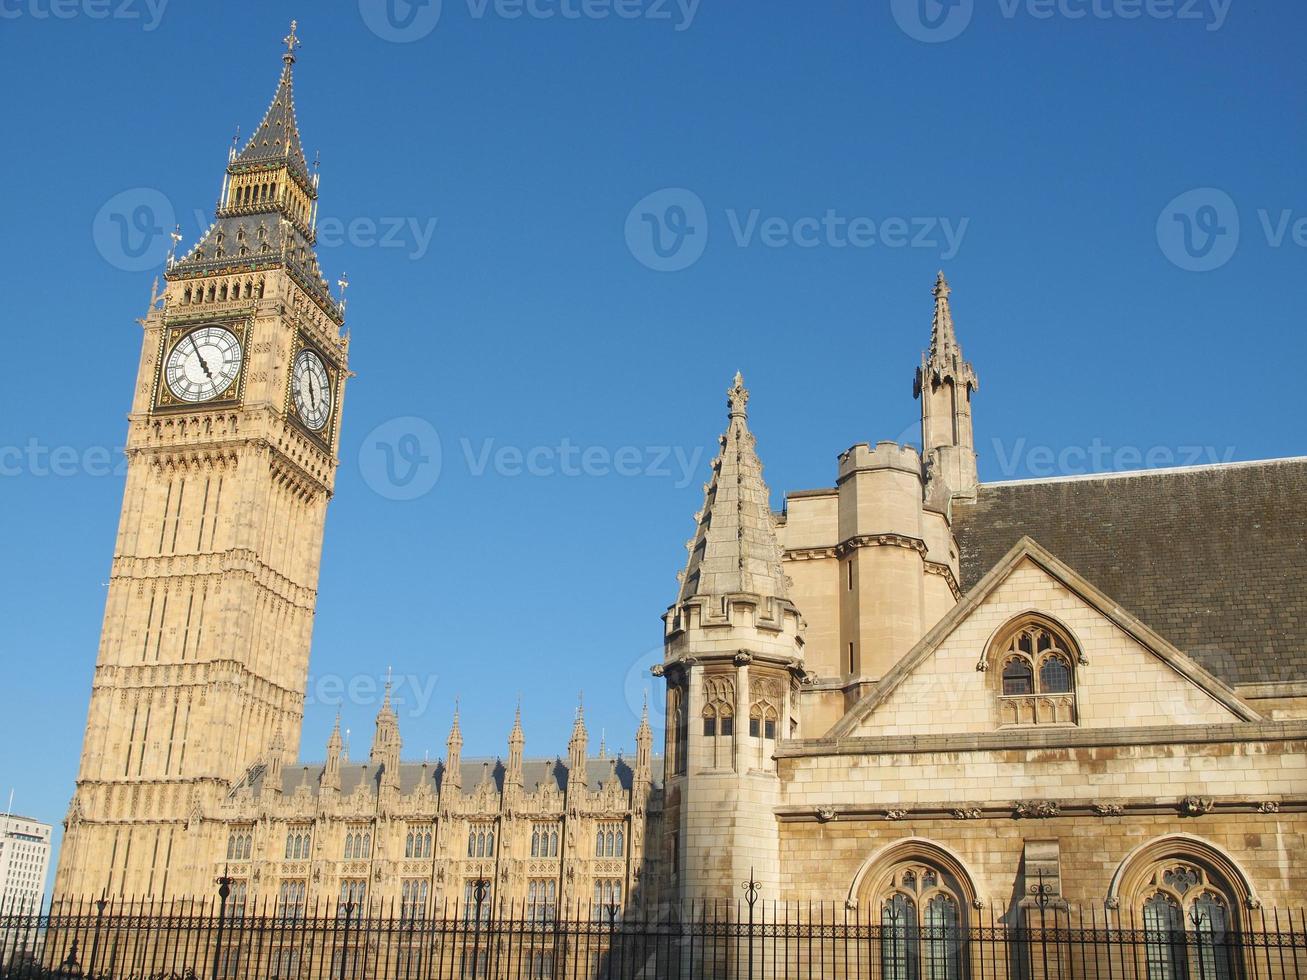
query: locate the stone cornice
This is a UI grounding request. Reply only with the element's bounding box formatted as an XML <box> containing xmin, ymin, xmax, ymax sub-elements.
<box><xmin>923</xmin><ymin>560</ymin><xmax>962</xmax><ymax>599</ymax></box>
<box><xmin>775</xmin><ymin>795</ymin><xmax>1305</xmax><ymax>823</ymax></box>
<box><xmin>776</xmin><ymin>720</ymin><xmax>1307</xmax><ymax>759</ymax></box>
<box><xmin>783</xmin><ymin>533</ymin><xmax>930</xmax><ymax>563</ymax></box>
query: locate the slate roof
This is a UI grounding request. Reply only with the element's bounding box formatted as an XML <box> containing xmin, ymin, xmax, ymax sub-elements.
<box><xmin>245</xmin><ymin>755</ymin><xmax>663</xmax><ymax>801</ymax></box>
<box><xmin>233</xmin><ymin>57</ymin><xmax>312</xmax><ymax>187</ymax></box>
<box><xmin>951</xmin><ymin>458</ymin><xmax>1307</xmax><ymax>687</ymax></box>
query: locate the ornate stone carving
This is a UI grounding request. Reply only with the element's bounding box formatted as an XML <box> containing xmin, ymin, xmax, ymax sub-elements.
<box><xmin>815</xmin><ymin>807</ymin><xmax>837</xmax><ymax>823</ymax></box>
<box><xmin>1014</xmin><ymin>800</ymin><xmax>1060</xmax><ymax>819</ymax></box>
<box><xmin>1104</xmin><ymin>897</ymin><xmax>1120</xmax><ymax>910</ymax></box>
<box><xmin>1257</xmin><ymin>801</ymin><xmax>1280</xmax><ymax>814</ymax></box>
<box><xmin>1180</xmin><ymin>796</ymin><xmax>1214</xmax><ymax>817</ymax></box>
<box><xmin>885</xmin><ymin>808</ymin><xmax>910</xmax><ymax>821</ymax></box>
<box><xmin>1093</xmin><ymin>803</ymin><xmax>1125</xmax><ymax>816</ymax></box>
<box><xmin>952</xmin><ymin>807</ymin><xmax>982</xmax><ymax>820</ymax></box>
<box><xmin>733</xmin><ymin>651</ymin><xmax>753</xmax><ymax>666</ymax></box>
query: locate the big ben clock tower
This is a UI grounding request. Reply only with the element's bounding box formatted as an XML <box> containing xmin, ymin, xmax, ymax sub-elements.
<box><xmin>55</xmin><ymin>24</ymin><xmax>351</xmax><ymax>899</ymax></box>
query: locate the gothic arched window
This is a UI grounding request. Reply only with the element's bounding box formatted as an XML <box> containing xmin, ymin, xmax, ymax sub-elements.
<box><xmin>1133</xmin><ymin>861</ymin><xmax>1239</xmax><ymax>980</ymax></box>
<box><xmin>668</xmin><ymin>687</ymin><xmax>687</xmax><ymax>776</ymax></box>
<box><xmin>702</xmin><ymin>675</ymin><xmax>735</xmax><ymax>770</ymax></box>
<box><xmin>991</xmin><ymin>618</ymin><xmax>1080</xmax><ymax>725</ymax></box>
<box><xmin>872</xmin><ymin>860</ymin><xmax>968</xmax><ymax>980</ymax></box>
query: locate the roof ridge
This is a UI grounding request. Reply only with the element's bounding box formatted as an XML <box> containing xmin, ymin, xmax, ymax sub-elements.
<box><xmin>979</xmin><ymin>454</ymin><xmax>1307</xmax><ymax>489</ymax></box>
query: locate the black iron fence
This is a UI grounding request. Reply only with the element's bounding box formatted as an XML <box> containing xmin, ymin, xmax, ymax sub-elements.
<box><xmin>1</xmin><ymin>894</ymin><xmax>1303</xmax><ymax>979</ymax></box>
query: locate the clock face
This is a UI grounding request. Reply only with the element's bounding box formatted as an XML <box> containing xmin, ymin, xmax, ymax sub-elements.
<box><xmin>164</xmin><ymin>325</ymin><xmax>243</xmax><ymax>403</ymax></box>
<box><xmin>292</xmin><ymin>348</ymin><xmax>333</xmax><ymax>432</ymax></box>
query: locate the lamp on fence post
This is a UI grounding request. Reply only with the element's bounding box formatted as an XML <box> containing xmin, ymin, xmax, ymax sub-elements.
<box><xmin>88</xmin><ymin>889</ymin><xmax>108</xmax><ymax>978</ymax></box>
<box><xmin>605</xmin><ymin>901</ymin><xmax>619</xmax><ymax>980</ymax></box>
<box><xmin>471</xmin><ymin>878</ymin><xmax>490</xmax><ymax>979</ymax></box>
<box><xmin>211</xmin><ymin>868</ymin><xmax>234</xmax><ymax>980</ymax></box>
<box><xmin>1031</xmin><ymin>868</ymin><xmax>1056</xmax><ymax>980</ymax></box>
<box><xmin>742</xmin><ymin>868</ymin><xmax>760</xmax><ymax>980</ymax></box>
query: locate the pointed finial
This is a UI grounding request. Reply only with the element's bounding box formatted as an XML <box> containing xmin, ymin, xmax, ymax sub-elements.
<box><xmin>165</xmin><ymin>225</ymin><xmax>182</xmax><ymax>269</ymax></box>
<box><xmin>599</xmin><ymin>729</ymin><xmax>607</xmax><ymax>760</ymax></box>
<box><xmin>336</xmin><ymin>273</ymin><xmax>350</xmax><ymax>313</ymax></box>
<box><xmin>728</xmin><ymin>371</ymin><xmax>750</xmax><ymax>420</ymax></box>
<box><xmin>283</xmin><ymin>20</ymin><xmax>301</xmax><ymax>63</ymax></box>
<box><xmin>930</xmin><ymin>271</ymin><xmax>958</xmax><ymax>358</ymax></box>
<box><xmin>384</xmin><ymin>665</ymin><xmax>393</xmax><ymax>702</ymax></box>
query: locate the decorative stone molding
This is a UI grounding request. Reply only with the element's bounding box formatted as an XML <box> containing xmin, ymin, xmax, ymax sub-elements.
<box><xmin>951</xmin><ymin>808</ymin><xmax>982</xmax><ymax>820</ymax></box>
<box><xmin>649</xmin><ymin>664</ymin><xmax>665</xmax><ymax>678</ymax></box>
<box><xmin>815</xmin><ymin>807</ymin><xmax>837</xmax><ymax>824</ymax></box>
<box><xmin>885</xmin><ymin>808</ymin><xmax>910</xmax><ymax>821</ymax></box>
<box><xmin>1257</xmin><ymin>801</ymin><xmax>1280</xmax><ymax>814</ymax></box>
<box><xmin>923</xmin><ymin>561</ymin><xmax>963</xmax><ymax>600</ymax></box>
<box><xmin>835</xmin><ymin>533</ymin><xmax>929</xmax><ymax>559</ymax></box>
<box><xmin>1014</xmin><ymin>800</ymin><xmax>1061</xmax><ymax>819</ymax></box>
<box><xmin>1104</xmin><ymin>897</ymin><xmax>1120</xmax><ymax>911</ymax></box>
<box><xmin>1093</xmin><ymin>803</ymin><xmax>1125</xmax><ymax>816</ymax></box>
<box><xmin>1180</xmin><ymin>796</ymin><xmax>1214</xmax><ymax>817</ymax></box>
<box><xmin>733</xmin><ymin>651</ymin><xmax>753</xmax><ymax>666</ymax></box>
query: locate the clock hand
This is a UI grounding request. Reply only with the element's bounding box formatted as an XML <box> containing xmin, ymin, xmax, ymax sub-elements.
<box><xmin>189</xmin><ymin>334</ymin><xmax>213</xmax><ymax>381</ymax></box>
<box><xmin>308</xmin><ymin>373</ymin><xmax>318</xmax><ymax>411</ymax></box>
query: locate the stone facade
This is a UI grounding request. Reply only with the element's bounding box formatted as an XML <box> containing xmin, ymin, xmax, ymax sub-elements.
<box><xmin>55</xmin><ymin>26</ymin><xmax>1306</xmax><ymax>950</ymax></box>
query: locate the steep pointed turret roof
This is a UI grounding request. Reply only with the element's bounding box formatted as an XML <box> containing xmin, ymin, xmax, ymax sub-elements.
<box><xmin>929</xmin><ymin>271</ymin><xmax>959</xmax><ymax>360</ymax></box>
<box><xmin>569</xmin><ymin>696</ymin><xmax>588</xmax><ymax>748</ymax></box>
<box><xmin>233</xmin><ymin>20</ymin><xmax>312</xmax><ymax>186</ymax></box>
<box><xmin>447</xmin><ymin>703</ymin><xmax>463</xmax><ymax>748</ymax></box>
<box><xmin>509</xmin><ymin>703</ymin><xmax>525</xmax><ymax>747</ymax></box>
<box><xmin>676</xmin><ymin>373</ymin><xmax>789</xmax><ymax>603</ymax></box>
<box><xmin>636</xmin><ymin>696</ymin><xmax>652</xmax><ymax>742</ymax></box>
<box><xmin>917</xmin><ymin>272</ymin><xmax>978</xmax><ymax>394</ymax></box>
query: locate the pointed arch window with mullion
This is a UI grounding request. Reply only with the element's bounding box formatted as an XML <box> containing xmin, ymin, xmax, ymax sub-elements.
<box><xmin>995</xmin><ymin>620</ymin><xmax>1079</xmax><ymax>726</ymax></box>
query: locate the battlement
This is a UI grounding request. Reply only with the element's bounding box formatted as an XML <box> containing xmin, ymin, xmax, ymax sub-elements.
<box><xmin>837</xmin><ymin>441</ymin><xmax>923</xmax><ymax>483</ymax></box>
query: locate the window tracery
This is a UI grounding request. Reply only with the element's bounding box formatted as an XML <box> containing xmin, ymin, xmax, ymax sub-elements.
<box><xmin>992</xmin><ymin>619</ymin><xmax>1079</xmax><ymax>725</ymax></box>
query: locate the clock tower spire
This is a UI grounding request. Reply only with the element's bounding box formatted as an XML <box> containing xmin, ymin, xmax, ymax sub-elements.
<box><xmin>55</xmin><ymin>24</ymin><xmax>351</xmax><ymax>901</ymax></box>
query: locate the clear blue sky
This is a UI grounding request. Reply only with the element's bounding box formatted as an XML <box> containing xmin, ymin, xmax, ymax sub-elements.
<box><xmin>1</xmin><ymin>1</ymin><xmax>1303</xmax><ymax>899</ymax></box>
